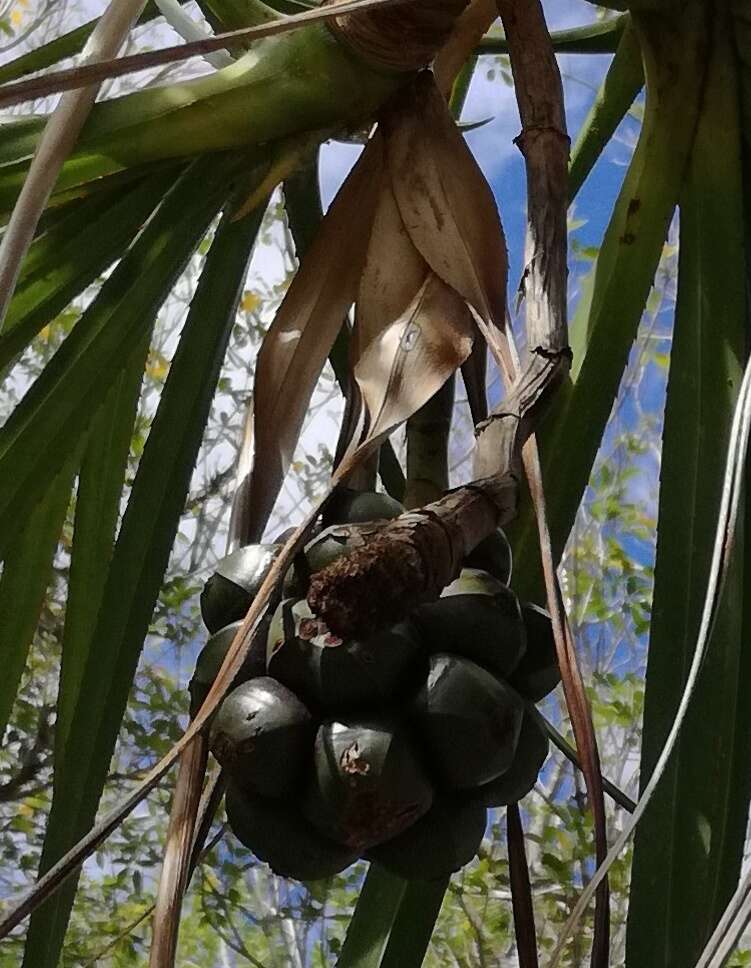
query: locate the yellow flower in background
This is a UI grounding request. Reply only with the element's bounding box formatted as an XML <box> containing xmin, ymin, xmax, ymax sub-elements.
<box><xmin>240</xmin><ymin>290</ymin><xmax>260</xmax><ymax>313</ymax></box>
<box><xmin>146</xmin><ymin>350</ymin><xmax>170</xmax><ymax>381</ymax></box>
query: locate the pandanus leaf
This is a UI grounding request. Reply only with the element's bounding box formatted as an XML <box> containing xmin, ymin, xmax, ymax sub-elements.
<box><xmin>0</xmin><ymin>456</ymin><xmax>77</xmax><ymax>739</ymax></box>
<box><xmin>23</xmin><ymin>190</ymin><xmax>266</xmax><ymax>968</ymax></box>
<box><xmin>245</xmin><ymin>136</ymin><xmax>382</xmax><ymax>540</ymax></box>
<box><xmin>0</xmin><ymin>153</ymin><xmax>247</xmax><ymax>557</ymax></box>
<box><xmin>625</xmin><ymin>9</ymin><xmax>751</xmax><ymax>965</ymax></box>
<box><xmin>0</xmin><ymin>169</ymin><xmax>178</xmax><ymax>373</ymax></box>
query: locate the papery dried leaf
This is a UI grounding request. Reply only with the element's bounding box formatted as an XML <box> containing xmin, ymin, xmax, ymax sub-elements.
<box><xmin>382</xmin><ymin>72</ymin><xmax>508</xmax><ymax>337</ymax></box>
<box><xmin>150</xmin><ymin>737</ymin><xmax>208</xmax><ymax>968</ymax></box>
<box><xmin>353</xmin><ymin>173</ymin><xmax>428</xmax><ymax>362</ymax></box>
<box><xmin>246</xmin><ymin>135</ymin><xmax>384</xmax><ymax>540</ymax></box>
<box><xmin>355</xmin><ymin>272</ymin><xmax>473</xmax><ymax>443</ymax></box>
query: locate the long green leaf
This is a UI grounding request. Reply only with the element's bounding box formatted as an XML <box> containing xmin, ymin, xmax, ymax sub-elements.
<box><xmin>55</xmin><ymin>330</ymin><xmax>152</xmax><ymax>762</ymax></box>
<box><xmin>23</xmin><ymin>191</ymin><xmax>266</xmax><ymax>968</ymax></box>
<box><xmin>0</xmin><ymin>456</ymin><xmax>77</xmax><ymax>739</ymax></box>
<box><xmin>337</xmin><ymin>865</ymin><xmax>448</xmax><ymax>968</ymax></box>
<box><xmin>0</xmin><ymin>169</ymin><xmax>178</xmax><ymax>373</ymax></box>
<box><xmin>625</xmin><ymin>7</ymin><xmax>750</xmax><ymax>965</ymax></box>
<box><xmin>0</xmin><ymin>153</ymin><xmax>246</xmax><ymax>557</ymax></box>
<box><xmin>337</xmin><ymin>864</ymin><xmax>407</xmax><ymax>968</ymax></box>
<box><xmin>379</xmin><ymin>876</ymin><xmax>449</xmax><ymax>967</ymax></box>
<box><xmin>568</xmin><ymin>17</ymin><xmax>643</xmax><ymax>200</ymax></box>
<box><xmin>0</xmin><ymin>26</ymin><xmax>399</xmax><ymax>220</ymax></box>
<box><xmin>476</xmin><ymin>15</ymin><xmax>626</xmax><ymax>56</ymax></box>
<box><xmin>510</xmin><ymin>4</ymin><xmax>710</xmax><ymax>601</ymax></box>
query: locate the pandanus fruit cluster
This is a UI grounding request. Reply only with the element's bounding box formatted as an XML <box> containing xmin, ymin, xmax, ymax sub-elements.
<box><xmin>190</xmin><ymin>492</ymin><xmax>560</xmax><ymax>881</ymax></box>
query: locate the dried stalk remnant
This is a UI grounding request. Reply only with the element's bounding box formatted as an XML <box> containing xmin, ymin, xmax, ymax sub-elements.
<box><xmin>308</xmin><ymin>477</ymin><xmax>516</xmax><ymax>638</ymax></box>
<box><xmin>329</xmin><ymin>0</ymin><xmax>469</xmax><ymax>71</ymax></box>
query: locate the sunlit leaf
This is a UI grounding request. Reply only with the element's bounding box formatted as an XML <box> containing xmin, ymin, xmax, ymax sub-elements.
<box><xmin>383</xmin><ymin>73</ymin><xmax>508</xmax><ymax>337</ymax></box>
<box><xmin>355</xmin><ymin>273</ymin><xmax>473</xmax><ymax>444</ymax></box>
<box><xmin>246</xmin><ymin>136</ymin><xmax>383</xmax><ymax>540</ymax></box>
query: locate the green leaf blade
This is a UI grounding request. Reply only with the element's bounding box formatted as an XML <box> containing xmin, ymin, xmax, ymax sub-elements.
<box><xmin>625</xmin><ymin>9</ymin><xmax>751</xmax><ymax>964</ymax></box>
<box><xmin>568</xmin><ymin>17</ymin><xmax>644</xmax><ymax>201</ymax></box>
<box><xmin>0</xmin><ymin>169</ymin><xmax>178</xmax><ymax>372</ymax></box>
<box><xmin>22</xmin><ymin>191</ymin><xmax>266</xmax><ymax>968</ymax></box>
<box><xmin>0</xmin><ymin>458</ymin><xmax>77</xmax><ymax>739</ymax></box>
<box><xmin>336</xmin><ymin>864</ymin><xmax>407</xmax><ymax>968</ymax></box>
<box><xmin>0</xmin><ymin>154</ymin><xmax>242</xmax><ymax>554</ymax></box>
<box><xmin>55</xmin><ymin>330</ymin><xmax>152</xmax><ymax>762</ymax></box>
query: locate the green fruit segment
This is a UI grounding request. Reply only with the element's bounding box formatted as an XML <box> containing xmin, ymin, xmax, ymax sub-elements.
<box><xmin>303</xmin><ymin>715</ymin><xmax>433</xmax><ymax>850</ymax></box>
<box><xmin>200</xmin><ymin>544</ymin><xmax>282</xmax><ymax>633</ymax></box>
<box><xmin>324</xmin><ymin>488</ymin><xmax>404</xmax><ymax>525</ymax></box>
<box><xmin>368</xmin><ymin>798</ymin><xmax>487</xmax><ymax>880</ymax></box>
<box><xmin>464</xmin><ymin>528</ymin><xmax>513</xmax><ymax>585</ymax></box>
<box><xmin>188</xmin><ymin>620</ymin><xmax>266</xmax><ymax>718</ymax></box>
<box><xmin>302</xmin><ymin>522</ymin><xmax>379</xmax><ymax>576</ymax></box>
<box><xmin>210</xmin><ymin>678</ymin><xmax>315</xmax><ymax>798</ymax></box>
<box><xmin>267</xmin><ymin>598</ymin><xmax>423</xmax><ymax>712</ymax></box>
<box><xmin>225</xmin><ymin>782</ymin><xmax>358</xmax><ymax>881</ymax></box>
<box><xmin>508</xmin><ymin>603</ymin><xmax>561</xmax><ymax>702</ymax></box>
<box><xmin>440</xmin><ymin>567</ymin><xmax>507</xmax><ymax>598</ymax></box>
<box><xmin>413</xmin><ymin>578</ymin><xmax>526</xmax><ymax>679</ymax></box>
<box><xmin>463</xmin><ymin>711</ymin><xmax>549</xmax><ymax>807</ymax></box>
<box><xmin>411</xmin><ymin>654</ymin><xmax>524</xmax><ymax>790</ymax></box>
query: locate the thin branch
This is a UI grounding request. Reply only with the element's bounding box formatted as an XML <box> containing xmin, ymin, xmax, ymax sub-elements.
<box><xmin>0</xmin><ymin>0</ymin><xmax>423</xmax><ymax>109</ymax></box>
<box><xmin>530</xmin><ymin>708</ymin><xmax>636</xmax><ymax>814</ymax></box>
<box><xmin>0</xmin><ymin>0</ymin><xmax>149</xmax><ymax>327</ymax></box>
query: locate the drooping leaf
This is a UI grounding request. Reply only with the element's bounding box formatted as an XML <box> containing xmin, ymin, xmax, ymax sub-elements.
<box><xmin>0</xmin><ymin>456</ymin><xmax>77</xmax><ymax>739</ymax></box>
<box><xmin>0</xmin><ymin>153</ymin><xmax>245</xmax><ymax>557</ymax></box>
<box><xmin>625</xmin><ymin>8</ymin><xmax>751</xmax><ymax>965</ymax></box>
<box><xmin>568</xmin><ymin>17</ymin><xmax>644</xmax><ymax>200</ymax></box>
<box><xmin>246</xmin><ymin>135</ymin><xmax>383</xmax><ymax>540</ymax></box>
<box><xmin>476</xmin><ymin>15</ymin><xmax>627</xmax><ymax>56</ymax></box>
<box><xmin>354</xmin><ymin>173</ymin><xmax>427</xmax><ymax>362</ymax></box>
<box><xmin>0</xmin><ymin>169</ymin><xmax>178</xmax><ymax>373</ymax></box>
<box><xmin>354</xmin><ymin>272</ymin><xmax>474</xmax><ymax>444</ymax></box>
<box><xmin>383</xmin><ymin>72</ymin><xmax>508</xmax><ymax>340</ymax></box>
<box><xmin>22</xmin><ymin>191</ymin><xmax>266</xmax><ymax>968</ymax></box>
<box><xmin>282</xmin><ymin>158</ymin><xmax>405</xmax><ymax>502</ymax></box>
<box><xmin>511</xmin><ymin>6</ymin><xmax>711</xmax><ymax>601</ymax></box>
